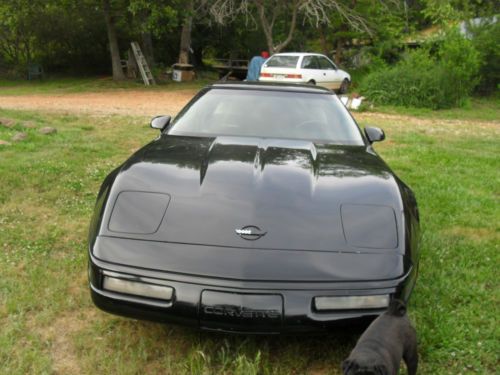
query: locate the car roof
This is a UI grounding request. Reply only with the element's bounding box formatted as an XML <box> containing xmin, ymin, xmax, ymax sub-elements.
<box><xmin>270</xmin><ymin>52</ymin><xmax>326</xmax><ymax>57</ymax></box>
<box><xmin>209</xmin><ymin>81</ymin><xmax>333</xmax><ymax>94</ymax></box>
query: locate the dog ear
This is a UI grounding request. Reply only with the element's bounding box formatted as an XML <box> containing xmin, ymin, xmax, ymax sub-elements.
<box><xmin>387</xmin><ymin>299</ymin><xmax>406</xmax><ymax>316</ymax></box>
<box><xmin>342</xmin><ymin>359</ymin><xmax>355</xmax><ymax>374</ymax></box>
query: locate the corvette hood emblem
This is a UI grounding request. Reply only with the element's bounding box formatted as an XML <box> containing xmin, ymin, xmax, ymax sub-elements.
<box><xmin>235</xmin><ymin>225</ymin><xmax>267</xmax><ymax>241</ymax></box>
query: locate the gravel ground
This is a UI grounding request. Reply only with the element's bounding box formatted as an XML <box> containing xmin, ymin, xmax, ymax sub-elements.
<box><xmin>0</xmin><ymin>89</ymin><xmax>498</xmax><ymax>131</ymax></box>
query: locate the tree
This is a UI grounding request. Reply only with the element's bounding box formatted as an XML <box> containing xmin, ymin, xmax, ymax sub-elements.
<box><xmin>319</xmin><ymin>0</ymin><xmax>405</xmax><ymax>65</ymax></box>
<box><xmin>102</xmin><ymin>0</ymin><xmax>125</xmax><ymax>80</ymax></box>
<box><xmin>210</xmin><ymin>0</ymin><xmax>397</xmax><ymax>53</ymax></box>
<box><xmin>0</xmin><ymin>0</ymin><xmax>41</xmax><ymax>67</ymax></box>
<box><xmin>128</xmin><ymin>0</ymin><xmax>179</xmax><ymax>68</ymax></box>
<box><xmin>178</xmin><ymin>0</ymin><xmax>211</xmax><ymax>64</ymax></box>
<box><xmin>178</xmin><ymin>0</ymin><xmax>194</xmax><ymax>64</ymax></box>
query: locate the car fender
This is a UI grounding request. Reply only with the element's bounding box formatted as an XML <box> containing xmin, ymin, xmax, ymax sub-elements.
<box><xmin>303</xmin><ymin>74</ymin><xmax>315</xmax><ymax>83</ymax></box>
<box><xmin>338</xmin><ymin>70</ymin><xmax>350</xmax><ymax>82</ymax></box>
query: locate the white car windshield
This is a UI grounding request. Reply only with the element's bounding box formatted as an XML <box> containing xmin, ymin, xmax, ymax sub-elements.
<box><xmin>168</xmin><ymin>88</ymin><xmax>365</xmax><ymax>145</ymax></box>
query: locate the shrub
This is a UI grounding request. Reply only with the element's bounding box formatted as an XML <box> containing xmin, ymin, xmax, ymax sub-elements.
<box><xmin>468</xmin><ymin>20</ymin><xmax>500</xmax><ymax>95</ymax></box>
<box><xmin>360</xmin><ymin>31</ymin><xmax>480</xmax><ymax>109</ymax></box>
<box><xmin>438</xmin><ymin>29</ymin><xmax>481</xmax><ymax>105</ymax></box>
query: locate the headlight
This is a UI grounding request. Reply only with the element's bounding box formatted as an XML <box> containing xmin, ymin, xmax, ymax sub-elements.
<box><xmin>314</xmin><ymin>295</ymin><xmax>389</xmax><ymax>311</ymax></box>
<box><xmin>108</xmin><ymin>191</ymin><xmax>170</xmax><ymax>234</ymax></box>
<box><xmin>340</xmin><ymin>204</ymin><xmax>398</xmax><ymax>249</ymax></box>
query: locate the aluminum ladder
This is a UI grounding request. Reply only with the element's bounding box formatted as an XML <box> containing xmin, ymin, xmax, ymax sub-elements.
<box><xmin>131</xmin><ymin>42</ymin><xmax>155</xmax><ymax>85</ymax></box>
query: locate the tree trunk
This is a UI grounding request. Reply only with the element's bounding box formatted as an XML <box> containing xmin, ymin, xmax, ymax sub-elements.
<box><xmin>257</xmin><ymin>1</ymin><xmax>299</xmax><ymax>54</ymax></box>
<box><xmin>139</xmin><ymin>8</ymin><xmax>155</xmax><ymax>68</ymax></box>
<box><xmin>178</xmin><ymin>0</ymin><xmax>194</xmax><ymax>64</ymax></box>
<box><xmin>335</xmin><ymin>38</ymin><xmax>344</xmax><ymax>65</ymax></box>
<box><xmin>319</xmin><ymin>26</ymin><xmax>330</xmax><ymax>56</ymax></box>
<box><xmin>141</xmin><ymin>31</ymin><xmax>155</xmax><ymax>68</ymax></box>
<box><xmin>102</xmin><ymin>0</ymin><xmax>125</xmax><ymax>80</ymax></box>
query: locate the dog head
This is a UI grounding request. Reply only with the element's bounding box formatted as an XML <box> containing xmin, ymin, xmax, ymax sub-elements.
<box><xmin>342</xmin><ymin>359</ymin><xmax>388</xmax><ymax>375</ymax></box>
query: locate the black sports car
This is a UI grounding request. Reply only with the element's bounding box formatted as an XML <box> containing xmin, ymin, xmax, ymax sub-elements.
<box><xmin>88</xmin><ymin>82</ymin><xmax>420</xmax><ymax>334</ymax></box>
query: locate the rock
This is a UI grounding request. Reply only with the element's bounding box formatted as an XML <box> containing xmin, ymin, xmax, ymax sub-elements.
<box><xmin>39</xmin><ymin>127</ymin><xmax>57</xmax><ymax>135</ymax></box>
<box><xmin>0</xmin><ymin>118</ymin><xmax>15</xmax><ymax>128</ymax></box>
<box><xmin>0</xmin><ymin>140</ymin><xmax>11</xmax><ymax>146</ymax></box>
<box><xmin>11</xmin><ymin>132</ymin><xmax>27</xmax><ymax>142</ymax></box>
<box><xmin>22</xmin><ymin>121</ymin><xmax>37</xmax><ymax>129</ymax></box>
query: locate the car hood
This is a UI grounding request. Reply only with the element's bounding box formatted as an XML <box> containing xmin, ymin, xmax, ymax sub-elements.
<box><xmin>99</xmin><ymin>135</ymin><xmax>404</xmax><ymax>252</ymax></box>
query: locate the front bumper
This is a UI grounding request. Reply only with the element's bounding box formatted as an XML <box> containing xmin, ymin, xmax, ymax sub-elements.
<box><xmin>89</xmin><ymin>254</ymin><xmax>415</xmax><ymax>334</ymax></box>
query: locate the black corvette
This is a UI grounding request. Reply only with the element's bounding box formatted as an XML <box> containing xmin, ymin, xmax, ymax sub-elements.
<box><xmin>88</xmin><ymin>82</ymin><xmax>420</xmax><ymax>334</ymax></box>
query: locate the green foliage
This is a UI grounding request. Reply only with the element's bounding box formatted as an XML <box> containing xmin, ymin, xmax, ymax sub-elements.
<box><xmin>421</xmin><ymin>0</ymin><xmax>464</xmax><ymax>24</ymax></box>
<box><xmin>360</xmin><ymin>31</ymin><xmax>480</xmax><ymax>109</ymax></box>
<box><xmin>468</xmin><ymin>19</ymin><xmax>500</xmax><ymax>95</ymax></box>
<box><xmin>128</xmin><ymin>0</ymin><xmax>179</xmax><ymax>37</ymax></box>
<box><xmin>359</xmin><ymin>49</ymin><xmax>439</xmax><ymax>108</ymax></box>
<box><xmin>0</xmin><ymin>0</ymin><xmax>112</xmax><ymax>75</ymax></box>
<box><xmin>438</xmin><ymin>29</ymin><xmax>481</xmax><ymax>103</ymax></box>
<box><xmin>422</xmin><ymin>0</ymin><xmax>497</xmax><ymax>24</ymax></box>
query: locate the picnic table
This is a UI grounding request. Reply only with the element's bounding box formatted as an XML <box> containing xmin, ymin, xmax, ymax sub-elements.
<box><xmin>213</xmin><ymin>59</ymin><xmax>248</xmax><ymax>80</ymax></box>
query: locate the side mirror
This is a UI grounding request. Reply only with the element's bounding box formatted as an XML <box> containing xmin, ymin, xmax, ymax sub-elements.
<box><xmin>364</xmin><ymin>126</ymin><xmax>385</xmax><ymax>143</ymax></box>
<box><xmin>150</xmin><ymin>115</ymin><xmax>171</xmax><ymax>131</ymax></box>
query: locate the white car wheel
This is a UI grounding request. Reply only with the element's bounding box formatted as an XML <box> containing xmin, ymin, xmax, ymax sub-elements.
<box><xmin>339</xmin><ymin>79</ymin><xmax>349</xmax><ymax>94</ymax></box>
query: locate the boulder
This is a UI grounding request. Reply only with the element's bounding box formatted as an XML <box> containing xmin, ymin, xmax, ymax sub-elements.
<box><xmin>39</xmin><ymin>127</ymin><xmax>57</xmax><ymax>135</ymax></box>
<box><xmin>11</xmin><ymin>132</ymin><xmax>27</xmax><ymax>142</ymax></box>
<box><xmin>0</xmin><ymin>118</ymin><xmax>15</xmax><ymax>128</ymax></box>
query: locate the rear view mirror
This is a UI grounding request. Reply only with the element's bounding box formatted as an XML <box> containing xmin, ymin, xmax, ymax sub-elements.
<box><xmin>151</xmin><ymin>115</ymin><xmax>171</xmax><ymax>131</ymax></box>
<box><xmin>364</xmin><ymin>127</ymin><xmax>385</xmax><ymax>143</ymax></box>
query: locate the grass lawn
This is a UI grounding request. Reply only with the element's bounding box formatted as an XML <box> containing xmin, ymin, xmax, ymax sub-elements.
<box><xmin>365</xmin><ymin>95</ymin><xmax>500</xmax><ymax>123</ymax></box>
<box><xmin>0</xmin><ymin>75</ymin><xmax>213</xmax><ymax>96</ymax></box>
<box><xmin>0</xmin><ymin>106</ymin><xmax>498</xmax><ymax>374</ymax></box>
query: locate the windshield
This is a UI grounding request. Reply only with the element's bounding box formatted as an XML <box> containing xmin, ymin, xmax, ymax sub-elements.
<box><xmin>168</xmin><ymin>89</ymin><xmax>365</xmax><ymax>145</ymax></box>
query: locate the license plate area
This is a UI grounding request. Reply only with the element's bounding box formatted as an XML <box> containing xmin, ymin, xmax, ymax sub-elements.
<box><xmin>200</xmin><ymin>291</ymin><xmax>283</xmax><ymax>332</ymax></box>
<box><xmin>273</xmin><ymin>74</ymin><xmax>285</xmax><ymax>79</ymax></box>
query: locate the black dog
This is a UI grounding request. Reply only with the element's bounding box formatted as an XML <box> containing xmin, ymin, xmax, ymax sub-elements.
<box><xmin>342</xmin><ymin>300</ymin><xmax>418</xmax><ymax>375</ymax></box>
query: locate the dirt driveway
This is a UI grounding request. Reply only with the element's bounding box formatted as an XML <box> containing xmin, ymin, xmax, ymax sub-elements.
<box><xmin>1</xmin><ymin>89</ymin><xmax>498</xmax><ymax>130</ymax></box>
<box><xmin>0</xmin><ymin>90</ymin><xmax>198</xmax><ymax>116</ymax></box>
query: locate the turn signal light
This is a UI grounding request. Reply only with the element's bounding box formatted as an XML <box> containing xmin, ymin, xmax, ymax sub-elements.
<box><xmin>103</xmin><ymin>276</ymin><xmax>174</xmax><ymax>301</ymax></box>
<box><xmin>314</xmin><ymin>295</ymin><xmax>390</xmax><ymax>311</ymax></box>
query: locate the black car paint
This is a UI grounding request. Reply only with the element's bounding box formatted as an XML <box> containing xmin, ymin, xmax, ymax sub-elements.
<box><xmin>88</xmin><ymin>83</ymin><xmax>420</xmax><ymax>334</ymax></box>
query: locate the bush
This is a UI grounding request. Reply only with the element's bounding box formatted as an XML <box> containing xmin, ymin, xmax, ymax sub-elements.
<box><xmin>360</xmin><ymin>31</ymin><xmax>480</xmax><ymax>109</ymax></box>
<box><xmin>469</xmin><ymin>20</ymin><xmax>500</xmax><ymax>95</ymax></box>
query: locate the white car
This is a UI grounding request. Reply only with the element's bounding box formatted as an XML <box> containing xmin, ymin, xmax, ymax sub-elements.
<box><xmin>259</xmin><ymin>53</ymin><xmax>351</xmax><ymax>93</ymax></box>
